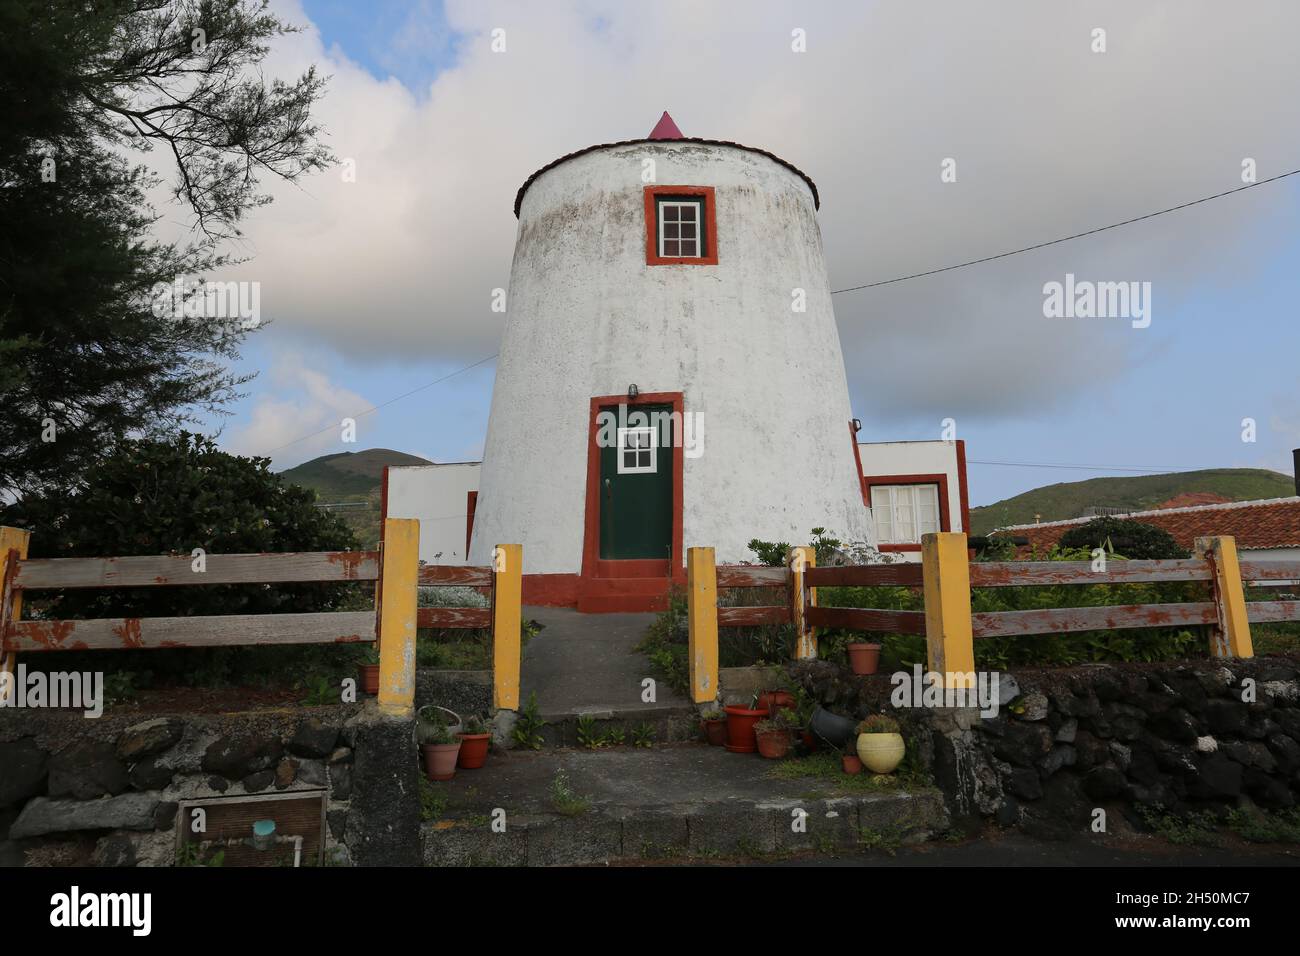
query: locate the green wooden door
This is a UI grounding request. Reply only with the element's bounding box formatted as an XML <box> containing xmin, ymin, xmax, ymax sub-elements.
<box><xmin>599</xmin><ymin>404</ymin><xmax>673</xmax><ymax>560</ymax></box>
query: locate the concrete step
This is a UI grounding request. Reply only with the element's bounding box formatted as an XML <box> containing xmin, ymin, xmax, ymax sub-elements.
<box><xmin>420</xmin><ymin>745</ymin><xmax>949</xmax><ymax>866</ymax></box>
<box><xmin>536</xmin><ymin>706</ymin><xmax>699</xmax><ymax>748</ymax></box>
<box><xmin>575</xmin><ymin>577</ymin><xmax>671</xmax><ymax>613</ymax></box>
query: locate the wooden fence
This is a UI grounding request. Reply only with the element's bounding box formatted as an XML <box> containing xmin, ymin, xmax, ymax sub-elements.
<box><xmin>685</xmin><ymin>531</ymin><xmax>1299</xmax><ymax>702</ymax></box>
<box><xmin>0</xmin><ymin>521</ymin><xmax>522</xmax><ymax>718</ymax></box>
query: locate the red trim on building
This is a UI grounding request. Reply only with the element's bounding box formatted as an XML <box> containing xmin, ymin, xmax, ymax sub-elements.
<box><xmin>579</xmin><ymin>391</ymin><xmax>686</xmax><ymax>611</ymax></box>
<box><xmin>955</xmin><ymin>439</ymin><xmax>971</xmax><ymax>535</ymax></box>
<box><xmin>861</xmin><ymin>472</ymin><xmax>952</xmax><ymax>553</ymax></box>
<box><xmin>522</xmin><ymin>573</ymin><xmax>581</xmax><ymax>607</ymax></box>
<box><xmin>465</xmin><ymin>491</ymin><xmax>478</xmax><ymax>559</ymax></box>
<box><xmin>644</xmin><ymin>186</ymin><xmax>719</xmax><ymax>266</ymax></box>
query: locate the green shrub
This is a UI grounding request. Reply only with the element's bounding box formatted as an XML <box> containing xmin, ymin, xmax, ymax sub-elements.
<box><xmin>1058</xmin><ymin>517</ymin><xmax>1187</xmax><ymax>560</ymax></box>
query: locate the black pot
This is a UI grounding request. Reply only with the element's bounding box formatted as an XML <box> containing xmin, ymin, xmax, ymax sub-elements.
<box><xmin>809</xmin><ymin>706</ymin><xmax>857</xmax><ymax>749</ymax></box>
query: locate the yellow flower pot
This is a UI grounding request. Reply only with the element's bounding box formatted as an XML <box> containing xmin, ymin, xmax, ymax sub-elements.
<box><xmin>856</xmin><ymin>732</ymin><xmax>905</xmax><ymax>774</ymax></box>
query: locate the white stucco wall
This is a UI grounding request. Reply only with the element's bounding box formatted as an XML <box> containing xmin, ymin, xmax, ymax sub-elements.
<box><xmin>385</xmin><ymin>463</ymin><xmax>480</xmax><ymax>565</ymax></box>
<box><xmin>858</xmin><ymin>440</ymin><xmax>965</xmax><ymax>532</ymax></box>
<box><xmin>470</xmin><ymin>140</ymin><xmax>872</xmax><ymax>572</ymax></box>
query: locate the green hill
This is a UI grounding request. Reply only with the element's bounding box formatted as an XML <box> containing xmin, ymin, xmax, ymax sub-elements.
<box><xmin>970</xmin><ymin>468</ymin><xmax>1294</xmax><ymax>535</ymax></box>
<box><xmin>280</xmin><ymin>448</ymin><xmax>432</xmax><ymax>500</ymax></box>
<box><xmin>279</xmin><ymin>449</ymin><xmax>433</xmax><ymax>548</ymax></box>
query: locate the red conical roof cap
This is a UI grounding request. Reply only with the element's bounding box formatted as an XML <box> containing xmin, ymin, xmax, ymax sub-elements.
<box><xmin>648</xmin><ymin>111</ymin><xmax>683</xmax><ymax>140</ymax></box>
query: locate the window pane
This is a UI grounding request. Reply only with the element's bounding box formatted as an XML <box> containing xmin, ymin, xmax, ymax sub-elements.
<box><xmin>663</xmin><ymin>240</ymin><xmax>679</xmax><ymax>256</ymax></box>
<box><xmin>639</xmin><ymin>449</ymin><xmax>652</xmax><ymax>468</ymax></box>
<box><xmin>664</xmin><ymin>222</ymin><xmax>679</xmax><ymax>239</ymax></box>
<box><xmin>680</xmin><ymin>223</ymin><xmax>695</xmax><ymax>238</ymax></box>
<box><xmin>662</xmin><ymin>205</ymin><xmax>679</xmax><ymax>221</ymax></box>
<box><xmin>870</xmin><ymin>488</ymin><xmax>893</xmax><ymax>543</ymax></box>
<box><xmin>623</xmin><ymin>451</ymin><xmax>635</xmax><ymax>468</ymax></box>
<box><xmin>680</xmin><ymin>204</ymin><xmax>696</xmax><ymax>221</ymax></box>
<box><xmin>680</xmin><ymin>240</ymin><xmax>696</xmax><ymax>256</ymax></box>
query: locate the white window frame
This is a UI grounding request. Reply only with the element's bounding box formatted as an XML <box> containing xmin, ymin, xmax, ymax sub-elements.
<box><xmin>657</xmin><ymin>197</ymin><xmax>704</xmax><ymax>259</ymax></box>
<box><xmin>616</xmin><ymin>426</ymin><xmax>657</xmax><ymax>474</ymax></box>
<box><xmin>870</xmin><ymin>484</ymin><xmax>941</xmax><ymax>545</ymax></box>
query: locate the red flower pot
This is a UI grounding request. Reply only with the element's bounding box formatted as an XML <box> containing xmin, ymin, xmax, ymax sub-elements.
<box><xmin>800</xmin><ymin>730</ymin><xmax>817</xmax><ymax>751</ymax></box>
<box><xmin>756</xmin><ymin>729</ymin><xmax>792</xmax><ymax>759</ymax></box>
<box><xmin>757</xmin><ymin>690</ymin><xmax>796</xmax><ymax>717</ymax></box>
<box><xmin>358</xmin><ymin>663</ymin><xmax>380</xmax><ymax>696</ymax></box>
<box><xmin>421</xmin><ymin>742</ymin><xmax>461</xmax><ymax>781</ymax></box>
<box><xmin>455</xmin><ymin>733</ymin><xmax>491</xmax><ymax>769</ymax></box>
<box><xmin>847</xmin><ymin>643</ymin><xmax>881</xmax><ymax>676</ymax></box>
<box><xmin>723</xmin><ymin>706</ymin><xmax>769</xmax><ymax>753</ymax></box>
<box><xmin>702</xmin><ymin>719</ymin><xmax>727</xmax><ymax>747</ymax></box>
<box><xmin>842</xmin><ymin>754</ymin><xmax>863</xmax><ymax>775</ymax></box>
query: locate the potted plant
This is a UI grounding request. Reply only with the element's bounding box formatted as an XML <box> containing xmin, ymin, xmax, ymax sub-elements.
<box><xmin>754</xmin><ymin>711</ymin><xmax>795</xmax><ymax>759</ymax></box>
<box><xmin>846</xmin><ymin>641</ymin><xmax>882</xmax><ymax>675</ymax></box>
<box><xmin>841</xmin><ymin>738</ymin><xmax>863</xmax><ymax>775</ymax></box>
<box><xmin>722</xmin><ymin>696</ymin><xmax>769</xmax><ymax>754</ymax></box>
<box><xmin>419</xmin><ymin>708</ymin><xmax>462</xmax><ymax>781</ymax></box>
<box><xmin>793</xmin><ymin>695</ymin><xmax>818</xmax><ymax>751</ymax></box>
<box><xmin>756</xmin><ymin>676</ymin><xmax>797</xmax><ymax>718</ymax></box>
<box><xmin>456</xmin><ymin>714</ymin><xmax>492</xmax><ymax>769</ymax></box>
<box><xmin>855</xmin><ymin>713</ymin><xmax>905</xmax><ymax>774</ymax></box>
<box><xmin>809</xmin><ymin>706</ymin><xmax>858</xmax><ymax>749</ymax></box>
<box><xmin>357</xmin><ymin>645</ymin><xmax>381</xmax><ymax>695</ymax></box>
<box><xmin>700</xmin><ymin>709</ymin><xmax>727</xmax><ymax>747</ymax></box>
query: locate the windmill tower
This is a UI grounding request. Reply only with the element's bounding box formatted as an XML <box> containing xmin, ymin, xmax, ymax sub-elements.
<box><xmin>468</xmin><ymin>113</ymin><xmax>874</xmax><ymax>610</ymax></box>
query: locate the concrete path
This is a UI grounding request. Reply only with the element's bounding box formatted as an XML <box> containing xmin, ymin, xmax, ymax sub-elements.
<box><xmin>520</xmin><ymin>606</ymin><xmax>689</xmax><ymax>716</ymax></box>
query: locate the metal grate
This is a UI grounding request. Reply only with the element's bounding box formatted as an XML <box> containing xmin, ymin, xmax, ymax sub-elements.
<box><xmin>176</xmin><ymin>791</ymin><xmax>327</xmax><ymax>867</ymax></box>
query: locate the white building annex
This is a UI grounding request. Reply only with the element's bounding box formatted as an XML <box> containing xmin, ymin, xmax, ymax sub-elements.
<box><xmin>387</xmin><ymin>114</ymin><xmax>970</xmax><ymax>609</ymax></box>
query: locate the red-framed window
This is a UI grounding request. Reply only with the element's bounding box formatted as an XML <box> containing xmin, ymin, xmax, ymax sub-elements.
<box><xmin>862</xmin><ymin>473</ymin><xmax>951</xmax><ymax>552</ymax></box>
<box><xmin>644</xmin><ymin>185</ymin><xmax>718</xmax><ymax>266</ymax></box>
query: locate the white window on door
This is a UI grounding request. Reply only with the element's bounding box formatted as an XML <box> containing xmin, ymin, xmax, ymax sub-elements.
<box><xmin>870</xmin><ymin>484</ymin><xmax>941</xmax><ymax>544</ymax></box>
<box><xmin>617</xmin><ymin>426</ymin><xmax>657</xmax><ymax>474</ymax></box>
<box><xmin>657</xmin><ymin>197</ymin><xmax>704</xmax><ymax>258</ymax></box>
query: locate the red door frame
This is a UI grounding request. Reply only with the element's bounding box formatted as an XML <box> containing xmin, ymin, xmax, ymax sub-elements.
<box><xmin>582</xmin><ymin>392</ymin><xmax>685</xmax><ymax>581</ymax></box>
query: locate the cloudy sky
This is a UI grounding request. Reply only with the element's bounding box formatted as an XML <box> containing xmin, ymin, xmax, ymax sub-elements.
<box><xmin>188</xmin><ymin>0</ymin><xmax>1300</xmax><ymax>507</ymax></box>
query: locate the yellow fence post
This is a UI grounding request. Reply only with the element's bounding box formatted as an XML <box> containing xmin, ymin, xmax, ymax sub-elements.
<box><xmin>687</xmin><ymin>547</ymin><xmax>719</xmax><ymax>704</ymax></box>
<box><xmin>789</xmin><ymin>545</ymin><xmax>817</xmax><ymax>659</ymax></box>
<box><xmin>1195</xmin><ymin>535</ymin><xmax>1253</xmax><ymax>659</ymax></box>
<box><xmin>377</xmin><ymin>518</ymin><xmax>419</xmax><ymax>717</ymax></box>
<box><xmin>0</xmin><ymin>527</ymin><xmax>32</xmax><ymax>706</ymax></box>
<box><xmin>492</xmin><ymin>543</ymin><xmax>522</xmax><ymax>711</ymax></box>
<box><xmin>921</xmin><ymin>532</ymin><xmax>975</xmax><ymax>687</ymax></box>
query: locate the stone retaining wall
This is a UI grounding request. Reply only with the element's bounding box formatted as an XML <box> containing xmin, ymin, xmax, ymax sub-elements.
<box><xmin>788</xmin><ymin>656</ymin><xmax>1300</xmax><ymax>836</ymax></box>
<box><xmin>0</xmin><ymin>701</ymin><xmax>418</xmax><ymax>867</ymax></box>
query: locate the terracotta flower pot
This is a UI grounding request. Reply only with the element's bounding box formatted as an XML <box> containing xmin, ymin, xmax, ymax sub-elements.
<box><xmin>757</xmin><ymin>690</ymin><xmax>796</xmax><ymax>717</ymax></box>
<box><xmin>755</xmin><ymin>728</ymin><xmax>792</xmax><ymax>759</ymax></box>
<box><xmin>842</xmin><ymin>754</ymin><xmax>863</xmax><ymax>775</ymax></box>
<box><xmin>856</xmin><ymin>732</ymin><xmax>906</xmax><ymax>774</ymax></box>
<box><xmin>455</xmin><ymin>733</ymin><xmax>491</xmax><ymax>769</ymax></box>
<box><xmin>702</xmin><ymin>718</ymin><xmax>727</xmax><ymax>747</ymax></box>
<box><xmin>421</xmin><ymin>741</ymin><xmax>462</xmax><ymax>781</ymax></box>
<box><xmin>723</xmin><ymin>705</ymin><xmax>769</xmax><ymax>753</ymax></box>
<box><xmin>358</xmin><ymin>663</ymin><xmax>380</xmax><ymax>696</ymax></box>
<box><xmin>847</xmin><ymin>643</ymin><xmax>882</xmax><ymax>676</ymax></box>
<box><xmin>800</xmin><ymin>729</ymin><xmax>817</xmax><ymax>751</ymax></box>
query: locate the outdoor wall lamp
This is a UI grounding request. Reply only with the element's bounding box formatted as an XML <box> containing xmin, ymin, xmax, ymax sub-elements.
<box><xmin>628</xmin><ymin>384</ymin><xmax>639</xmax><ymax>400</ymax></box>
<box><xmin>852</xmin><ymin>418</ymin><xmax>862</xmax><ymax>432</ymax></box>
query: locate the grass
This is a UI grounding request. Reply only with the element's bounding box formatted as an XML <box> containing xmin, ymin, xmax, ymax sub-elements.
<box><xmin>766</xmin><ymin>749</ymin><xmax>933</xmax><ymax>793</ymax></box>
<box><xmin>419</xmin><ymin>777</ymin><xmax>447</xmax><ymax>823</ymax></box>
<box><xmin>1138</xmin><ymin>806</ymin><xmax>1300</xmax><ymax>847</ymax></box>
<box><xmin>1226</xmin><ymin>808</ymin><xmax>1300</xmax><ymax>844</ymax></box>
<box><xmin>548</xmin><ymin>769</ymin><xmax>590</xmax><ymax>816</ymax></box>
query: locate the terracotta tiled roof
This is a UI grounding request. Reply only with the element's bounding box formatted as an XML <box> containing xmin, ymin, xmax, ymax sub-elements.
<box><xmin>995</xmin><ymin>497</ymin><xmax>1300</xmax><ymax>552</ymax></box>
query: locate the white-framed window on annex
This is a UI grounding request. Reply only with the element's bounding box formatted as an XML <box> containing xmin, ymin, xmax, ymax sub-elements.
<box><xmin>617</xmin><ymin>426</ymin><xmax>657</xmax><ymax>474</ymax></box>
<box><xmin>870</xmin><ymin>484</ymin><xmax>941</xmax><ymax>545</ymax></box>
<box><xmin>656</xmin><ymin>197</ymin><xmax>705</xmax><ymax>258</ymax></box>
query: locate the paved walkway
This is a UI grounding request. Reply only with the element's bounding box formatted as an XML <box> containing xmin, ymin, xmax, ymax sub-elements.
<box><xmin>520</xmin><ymin>607</ymin><xmax>690</xmax><ymax>716</ymax></box>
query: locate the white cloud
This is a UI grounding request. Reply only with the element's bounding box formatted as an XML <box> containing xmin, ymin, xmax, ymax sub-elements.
<box><xmin>221</xmin><ymin>354</ymin><xmax>372</xmax><ymax>467</ymax></box>
<box><xmin>170</xmin><ymin>0</ymin><xmax>1300</xmax><ymax>427</ymax></box>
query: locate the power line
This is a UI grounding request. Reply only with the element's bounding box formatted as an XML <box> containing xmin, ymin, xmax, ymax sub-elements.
<box><xmin>830</xmin><ymin>166</ymin><xmax>1300</xmax><ymax>294</ymax></box>
<box><xmin>264</xmin><ymin>354</ymin><xmax>497</xmax><ymax>455</ymax></box>
<box><xmin>968</xmin><ymin>458</ymin><xmax>1215</xmax><ymax>474</ymax></box>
